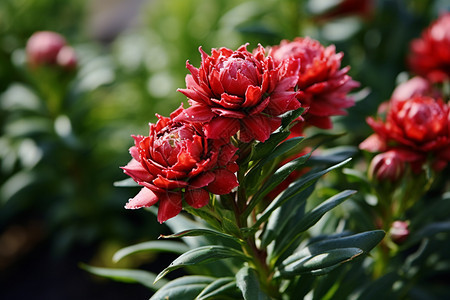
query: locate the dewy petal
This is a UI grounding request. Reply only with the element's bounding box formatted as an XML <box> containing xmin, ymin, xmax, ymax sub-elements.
<box><xmin>185</xmin><ymin>188</ymin><xmax>210</xmax><ymax>208</ymax></box>
<box><xmin>242</xmin><ymin>85</ymin><xmax>263</xmax><ymax>107</ymax></box>
<box><xmin>204</xmin><ymin>117</ymin><xmax>240</xmax><ymax>140</ymax></box>
<box><xmin>173</xmin><ymin>105</ymin><xmax>216</xmax><ymax>123</ymax></box>
<box><xmin>157</xmin><ymin>192</ymin><xmax>182</xmax><ymax>223</ymax></box>
<box><xmin>207</xmin><ymin>169</ymin><xmax>239</xmax><ymax>195</ymax></box>
<box><xmin>153</xmin><ymin>175</ymin><xmax>188</xmax><ymax>189</ymax></box>
<box><xmin>121</xmin><ymin>159</ymin><xmax>155</xmax><ymax>183</ymax></box>
<box><xmin>125</xmin><ymin>187</ymin><xmax>159</xmax><ymax>209</ymax></box>
<box><xmin>240</xmin><ymin>115</ymin><xmax>280</xmax><ymax>143</ymax></box>
<box><xmin>189</xmin><ymin>172</ymin><xmax>215</xmax><ymax>188</ymax></box>
<box><xmin>266</xmin><ymin>91</ymin><xmax>301</xmax><ymax>116</ymax></box>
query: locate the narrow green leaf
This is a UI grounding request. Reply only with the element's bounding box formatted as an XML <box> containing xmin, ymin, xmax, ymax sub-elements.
<box><xmin>151</xmin><ymin>276</ymin><xmax>215</xmax><ymax>300</ymax></box>
<box><xmin>113</xmin><ymin>241</ymin><xmax>190</xmax><ymax>263</ymax></box>
<box><xmin>80</xmin><ymin>263</ymin><xmax>167</xmax><ymax>290</ymax></box>
<box><xmin>251</xmin><ymin>131</ymin><xmax>291</xmax><ymax>162</ymax></box>
<box><xmin>306</xmin><ymin>146</ymin><xmax>357</xmax><ymax>166</ymax></box>
<box><xmin>113</xmin><ymin>177</ymin><xmax>139</xmax><ymax>187</ymax></box>
<box><xmin>160</xmin><ymin>228</ymin><xmax>243</xmax><ymax>245</ymax></box>
<box><xmin>196</xmin><ymin>277</ymin><xmax>238</xmax><ymax>300</ymax></box>
<box><xmin>261</xmin><ymin>185</ymin><xmax>314</xmax><ymax>247</ymax></box>
<box><xmin>281</xmin><ymin>230</ymin><xmax>385</xmax><ymax>267</ymax></box>
<box><xmin>280</xmin><ymin>107</ymin><xmax>305</xmax><ymax>129</ymax></box>
<box><xmin>299</xmin><ymin>132</ymin><xmax>346</xmax><ymax>150</ymax></box>
<box><xmin>244</xmin><ymin>136</ymin><xmax>305</xmax><ymax>193</ymax></box>
<box><xmin>243</xmin><ymin>152</ymin><xmax>311</xmax><ymax>218</ymax></box>
<box><xmin>236</xmin><ymin>266</ymin><xmax>270</xmax><ymax>300</ymax></box>
<box><xmin>155</xmin><ymin>246</ymin><xmax>250</xmax><ymax>283</ymax></box>
<box><xmin>253</xmin><ymin>158</ymin><xmax>352</xmax><ymax>230</ymax></box>
<box><xmin>277</xmin><ymin>248</ymin><xmax>363</xmax><ymax>277</ymax></box>
<box><xmin>274</xmin><ymin>190</ymin><xmax>357</xmax><ymax>260</ymax></box>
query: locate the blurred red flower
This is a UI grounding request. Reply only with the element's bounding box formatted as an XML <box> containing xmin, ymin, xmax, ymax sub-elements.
<box><xmin>408</xmin><ymin>13</ymin><xmax>450</xmax><ymax>83</ymax></box>
<box><xmin>122</xmin><ymin>106</ymin><xmax>239</xmax><ymax>223</ymax></box>
<box><xmin>269</xmin><ymin>37</ymin><xmax>359</xmax><ymax>132</ymax></box>
<box><xmin>26</xmin><ymin>31</ymin><xmax>77</xmax><ymax>70</ymax></box>
<box><xmin>390</xmin><ymin>76</ymin><xmax>440</xmax><ymax>103</ymax></box>
<box><xmin>360</xmin><ymin>96</ymin><xmax>450</xmax><ymax>172</ymax></box>
<box><xmin>175</xmin><ymin>44</ymin><xmax>302</xmax><ymax>143</ymax></box>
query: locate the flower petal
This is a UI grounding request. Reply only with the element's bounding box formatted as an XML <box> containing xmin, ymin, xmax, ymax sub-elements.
<box><xmin>125</xmin><ymin>187</ymin><xmax>159</xmax><ymax>209</ymax></box>
<box><xmin>185</xmin><ymin>188</ymin><xmax>210</xmax><ymax>208</ymax></box>
<box><xmin>173</xmin><ymin>105</ymin><xmax>215</xmax><ymax>123</ymax></box>
<box><xmin>207</xmin><ymin>169</ymin><xmax>239</xmax><ymax>195</ymax></box>
<box><xmin>204</xmin><ymin>117</ymin><xmax>240</xmax><ymax>140</ymax></box>
<box><xmin>157</xmin><ymin>192</ymin><xmax>183</xmax><ymax>223</ymax></box>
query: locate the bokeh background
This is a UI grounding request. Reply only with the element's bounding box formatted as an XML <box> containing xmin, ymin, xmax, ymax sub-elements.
<box><xmin>0</xmin><ymin>0</ymin><xmax>448</xmax><ymax>299</ymax></box>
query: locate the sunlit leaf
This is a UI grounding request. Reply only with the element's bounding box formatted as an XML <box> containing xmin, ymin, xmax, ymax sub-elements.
<box><xmin>160</xmin><ymin>228</ymin><xmax>243</xmax><ymax>245</ymax></box>
<box><xmin>113</xmin><ymin>241</ymin><xmax>190</xmax><ymax>263</ymax></box>
<box><xmin>236</xmin><ymin>266</ymin><xmax>270</xmax><ymax>300</ymax></box>
<box><xmin>150</xmin><ymin>276</ymin><xmax>215</xmax><ymax>300</ymax></box>
<box><xmin>80</xmin><ymin>263</ymin><xmax>167</xmax><ymax>290</ymax></box>
<box><xmin>277</xmin><ymin>247</ymin><xmax>363</xmax><ymax>277</ymax></box>
<box><xmin>155</xmin><ymin>246</ymin><xmax>250</xmax><ymax>283</ymax></box>
<box><xmin>196</xmin><ymin>277</ymin><xmax>238</xmax><ymax>300</ymax></box>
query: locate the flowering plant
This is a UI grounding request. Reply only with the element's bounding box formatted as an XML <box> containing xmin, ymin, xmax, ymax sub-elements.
<box><xmin>82</xmin><ymin>39</ymin><xmax>389</xmax><ymax>299</ymax></box>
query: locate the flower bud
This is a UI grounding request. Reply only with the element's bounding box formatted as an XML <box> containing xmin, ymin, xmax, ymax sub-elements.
<box><xmin>26</xmin><ymin>31</ymin><xmax>67</xmax><ymax>68</ymax></box>
<box><xmin>389</xmin><ymin>220</ymin><xmax>410</xmax><ymax>244</ymax></box>
<box><xmin>368</xmin><ymin>151</ymin><xmax>405</xmax><ymax>182</ymax></box>
<box><xmin>56</xmin><ymin>46</ymin><xmax>77</xmax><ymax>70</ymax></box>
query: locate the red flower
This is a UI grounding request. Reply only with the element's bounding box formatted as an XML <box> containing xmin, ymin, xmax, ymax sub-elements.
<box><xmin>175</xmin><ymin>44</ymin><xmax>302</xmax><ymax>143</ymax></box>
<box><xmin>269</xmin><ymin>37</ymin><xmax>359</xmax><ymax>131</ymax></box>
<box><xmin>391</xmin><ymin>76</ymin><xmax>440</xmax><ymax>104</ymax></box>
<box><xmin>408</xmin><ymin>13</ymin><xmax>450</xmax><ymax>83</ymax></box>
<box><xmin>360</xmin><ymin>96</ymin><xmax>450</xmax><ymax>172</ymax></box>
<box><xmin>389</xmin><ymin>220</ymin><xmax>410</xmax><ymax>244</ymax></box>
<box><xmin>26</xmin><ymin>31</ymin><xmax>77</xmax><ymax>70</ymax></box>
<box><xmin>122</xmin><ymin>106</ymin><xmax>239</xmax><ymax>223</ymax></box>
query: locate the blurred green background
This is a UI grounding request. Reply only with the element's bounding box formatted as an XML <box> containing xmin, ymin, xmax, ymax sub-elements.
<box><xmin>0</xmin><ymin>0</ymin><xmax>448</xmax><ymax>298</ymax></box>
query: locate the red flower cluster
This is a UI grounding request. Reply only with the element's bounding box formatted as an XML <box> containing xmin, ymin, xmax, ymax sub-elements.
<box><xmin>122</xmin><ymin>106</ymin><xmax>239</xmax><ymax>223</ymax></box>
<box><xmin>123</xmin><ymin>40</ymin><xmax>358</xmax><ymax>221</ymax></box>
<box><xmin>360</xmin><ymin>93</ymin><xmax>450</xmax><ymax>172</ymax></box>
<box><xmin>269</xmin><ymin>37</ymin><xmax>359</xmax><ymax>131</ymax></box>
<box><xmin>408</xmin><ymin>13</ymin><xmax>450</xmax><ymax>83</ymax></box>
<box><xmin>26</xmin><ymin>31</ymin><xmax>77</xmax><ymax>70</ymax></box>
<box><xmin>175</xmin><ymin>44</ymin><xmax>302</xmax><ymax>143</ymax></box>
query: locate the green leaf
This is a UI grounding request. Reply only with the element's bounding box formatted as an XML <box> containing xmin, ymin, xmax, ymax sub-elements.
<box><xmin>306</xmin><ymin>146</ymin><xmax>357</xmax><ymax>166</ymax></box>
<box><xmin>281</xmin><ymin>230</ymin><xmax>385</xmax><ymax>267</ymax></box>
<box><xmin>244</xmin><ymin>136</ymin><xmax>305</xmax><ymax>194</ymax></box>
<box><xmin>274</xmin><ymin>190</ymin><xmax>357</xmax><ymax>260</ymax></box>
<box><xmin>80</xmin><ymin>263</ymin><xmax>167</xmax><ymax>290</ymax></box>
<box><xmin>113</xmin><ymin>177</ymin><xmax>139</xmax><ymax>187</ymax></box>
<box><xmin>299</xmin><ymin>131</ymin><xmax>346</xmax><ymax>151</ymax></box>
<box><xmin>250</xmin><ymin>131</ymin><xmax>291</xmax><ymax>162</ymax></box>
<box><xmin>253</xmin><ymin>159</ymin><xmax>352</xmax><ymax>230</ymax></box>
<box><xmin>113</xmin><ymin>241</ymin><xmax>190</xmax><ymax>263</ymax></box>
<box><xmin>150</xmin><ymin>276</ymin><xmax>215</xmax><ymax>300</ymax></box>
<box><xmin>236</xmin><ymin>266</ymin><xmax>270</xmax><ymax>300</ymax></box>
<box><xmin>243</xmin><ymin>152</ymin><xmax>311</xmax><ymax>219</ymax></box>
<box><xmin>261</xmin><ymin>185</ymin><xmax>315</xmax><ymax>247</ymax></box>
<box><xmin>280</xmin><ymin>107</ymin><xmax>305</xmax><ymax>129</ymax></box>
<box><xmin>160</xmin><ymin>228</ymin><xmax>243</xmax><ymax>245</ymax></box>
<box><xmin>196</xmin><ymin>277</ymin><xmax>238</xmax><ymax>300</ymax></box>
<box><xmin>155</xmin><ymin>246</ymin><xmax>250</xmax><ymax>283</ymax></box>
<box><xmin>277</xmin><ymin>248</ymin><xmax>363</xmax><ymax>277</ymax></box>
